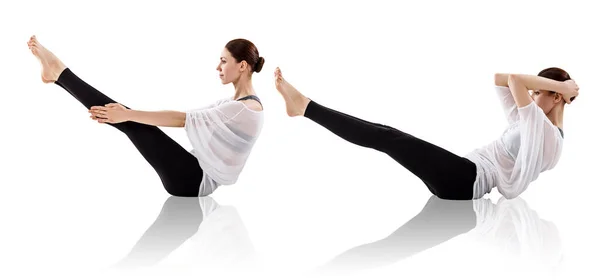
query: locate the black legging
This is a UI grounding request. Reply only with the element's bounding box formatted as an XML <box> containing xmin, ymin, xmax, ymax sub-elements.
<box><xmin>55</xmin><ymin>68</ymin><xmax>203</xmax><ymax>196</ymax></box>
<box><xmin>304</xmin><ymin>100</ymin><xmax>477</xmax><ymax>200</ymax></box>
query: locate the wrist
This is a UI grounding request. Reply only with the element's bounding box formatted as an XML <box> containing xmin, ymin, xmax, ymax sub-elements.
<box><xmin>556</xmin><ymin>81</ymin><xmax>569</xmax><ymax>94</ymax></box>
<box><xmin>125</xmin><ymin>109</ymin><xmax>136</xmax><ymax>121</ymax></box>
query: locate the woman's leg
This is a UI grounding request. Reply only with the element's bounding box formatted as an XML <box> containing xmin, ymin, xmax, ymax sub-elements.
<box><xmin>274</xmin><ymin>68</ymin><xmax>476</xmax><ymax>200</ymax></box>
<box><xmin>27</xmin><ymin>36</ymin><xmax>202</xmax><ymax>196</ymax></box>
<box><xmin>304</xmin><ymin>100</ymin><xmax>476</xmax><ymax>199</ymax></box>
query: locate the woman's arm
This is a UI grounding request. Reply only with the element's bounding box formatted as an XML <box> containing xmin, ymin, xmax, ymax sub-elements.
<box><xmin>494</xmin><ymin>73</ymin><xmax>510</xmax><ymax>87</ymax></box>
<box><xmin>90</xmin><ymin>103</ymin><xmax>187</xmax><ymax>127</ymax></box>
<box><xmin>495</xmin><ymin>73</ymin><xmax>567</xmax><ymax>108</ymax></box>
<box><xmin>126</xmin><ymin>110</ymin><xmax>187</xmax><ymax>127</ymax></box>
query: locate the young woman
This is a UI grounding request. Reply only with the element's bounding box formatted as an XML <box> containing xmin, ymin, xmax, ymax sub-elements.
<box><xmin>27</xmin><ymin>36</ymin><xmax>265</xmax><ymax>197</ymax></box>
<box><xmin>273</xmin><ymin>67</ymin><xmax>579</xmax><ymax>200</ymax></box>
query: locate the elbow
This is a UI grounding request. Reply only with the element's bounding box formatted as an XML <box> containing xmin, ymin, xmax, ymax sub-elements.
<box><xmin>178</xmin><ymin>113</ymin><xmax>187</xmax><ymax>128</ymax></box>
<box><xmin>506</xmin><ymin>74</ymin><xmax>522</xmax><ymax>87</ymax></box>
<box><xmin>507</xmin><ymin>74</ymin><xmax>530</xmax><ymax>90</ymax></box>
<box><xmin>494</xmin><ymin>73</ymin><xmax>508</xmax><ymax>87</ymax></box>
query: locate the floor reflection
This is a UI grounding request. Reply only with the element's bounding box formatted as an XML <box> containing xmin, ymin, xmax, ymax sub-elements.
<box><xmin>472</xmin><ymin>196</ymin><xmax>563</xmax><ymax>268</ymax></box>
<box><xmin>315</xmin><ymin>195</ymin><xmax>562</xmax><ymax>272</ymax></box>
<box><xmin>113</xmin><ymin>196</ymin><xmax>257</xmax><ymax>272</ymax></box>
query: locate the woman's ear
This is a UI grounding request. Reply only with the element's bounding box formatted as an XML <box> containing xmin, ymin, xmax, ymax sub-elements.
<box><xmin>554</xmin><ymin>92</ymin><xmax>564</xmax><ymax>104</ymax></box>
<box><xmin>239</xmin><ymin>61</ymin><xmax>248</xmax><ymax>72</ymax></box>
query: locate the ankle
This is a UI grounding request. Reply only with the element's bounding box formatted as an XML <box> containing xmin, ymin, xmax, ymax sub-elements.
<box><xmin>300</xmin><ymin>96</ymin><xmax>310</xmax><ymax>112</ymax></box>
<box><xmin>50</xmin><ymin>63</ymin><xmax>67</xmax><ymax>81</ymax></box>
<box><xmin>55</xmin><ymin>64</ymin><xmax>67</xmax><ymax>77</ymax></box>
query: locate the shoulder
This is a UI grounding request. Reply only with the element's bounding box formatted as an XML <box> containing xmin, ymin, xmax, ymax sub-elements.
<box><xmin>495</xmin><ymin>85</ymin><xmax>511</xmax><ymax>93</ymax></box>
<box><xmin>216</xmin><ymin>97</ymin><xmax>234</xmax><ymax>105</ymax></box>
<box><xmin>516</xmin><ymin>101</ymin><xmax>541</xmax><ymax>115</ymax></box>
<box><xmin>237</xmin><ymin>99</ymin><xmax>263</xmax><ymax>112</ymax></box>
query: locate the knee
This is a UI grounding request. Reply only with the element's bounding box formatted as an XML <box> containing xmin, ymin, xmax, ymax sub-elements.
<box><xmin>380</xmin><ymin>125</ymin><xmax>411</xmax><ymax>145</ymax></box>
<box><xmin>373</xmin><ymin>125</ymin><xmax>401</xmax><ymax>149</ymax></box>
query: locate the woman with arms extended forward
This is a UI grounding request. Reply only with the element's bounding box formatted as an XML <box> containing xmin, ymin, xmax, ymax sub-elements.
<box><xmin>27</xmin><ymin>36</ymin><xmax>265</xmax><ymax>197</ymax></box>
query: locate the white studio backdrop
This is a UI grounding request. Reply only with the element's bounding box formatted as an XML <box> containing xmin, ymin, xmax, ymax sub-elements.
<box><xmin>0</xmin><ymin>0</ymin><xmax>598</xmax><ymax>279</ymax></box>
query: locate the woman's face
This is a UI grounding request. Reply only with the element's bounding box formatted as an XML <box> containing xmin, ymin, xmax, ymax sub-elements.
<box><xmin>532</xmin><ymin>90</ymin><xmax>562</xmax><ymax>114</ymax></box>
<box><xmin>216</xmin><ymin>48</ymin><xmax>242</xmax><ymax>85</ymax></box>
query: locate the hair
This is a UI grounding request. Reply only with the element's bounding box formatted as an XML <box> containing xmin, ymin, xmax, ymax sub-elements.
<box><xmin>537</xmin><ymin>67</ymin><xmax>574</xmax><ymax>102</ymax></box>
<box><xmin>225</xmin><ymin>39</ymin><xmax>265</xmax><ymax>73</ymax></box>
<box><xmin>538</xmin><ymin>67</ymin><xmax>571</xmax><ymax>82</ymax></box>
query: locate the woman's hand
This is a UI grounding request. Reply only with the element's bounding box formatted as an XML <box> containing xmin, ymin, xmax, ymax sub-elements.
<box><xmin>561</xmin><ymin>80</ymin><xmax>579</xmax><ymax>104</ymax></box>
<box><xmin>89</xmin><ymin>103</ymin><xmax>130</xmax><ymax>124</ymax></box>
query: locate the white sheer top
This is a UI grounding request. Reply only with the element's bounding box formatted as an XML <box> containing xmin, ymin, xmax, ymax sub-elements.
<box><xmin>184</xmin><ymin>97</ymin><xmax>264</xmax><ymax>196</ymax></box>
<box><xmin>465</xmin><ymin>86</ymin><xmax>564</xmax><ymax>199</ymax></box>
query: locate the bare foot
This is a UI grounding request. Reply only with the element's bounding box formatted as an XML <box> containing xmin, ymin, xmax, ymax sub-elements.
<box><xmin>27</xmin><ymin>35</ymin><xmax>67</xmax><ymax>83</ymax></box>
<box><xmin>274</xmin><ymin>67</ymin><xmax>310</xmax><ymax>117</ymax></box>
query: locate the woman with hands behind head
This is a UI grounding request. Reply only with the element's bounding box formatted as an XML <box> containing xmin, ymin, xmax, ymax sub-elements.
<box><xmin>273</xmin><ymin>66</ymin><xmax>578</xmax><ymax>200</ymax></box>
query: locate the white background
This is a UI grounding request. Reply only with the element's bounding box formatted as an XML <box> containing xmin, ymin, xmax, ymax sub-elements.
<box><xmin>1</xmin><ymin>0</ymin><xmax>598</xmax><ymax>279</ymax></box>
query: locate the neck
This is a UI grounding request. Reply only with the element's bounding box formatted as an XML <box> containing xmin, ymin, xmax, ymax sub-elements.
<box><xmin>232</xmin><ymin>76</ymin><xmax>255</xmax><ymax>100</ymax></box>
<box><xmin>547</xmin><ymin>103</ymin><xmax>564</xmax><ymax>129</ymax></box>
